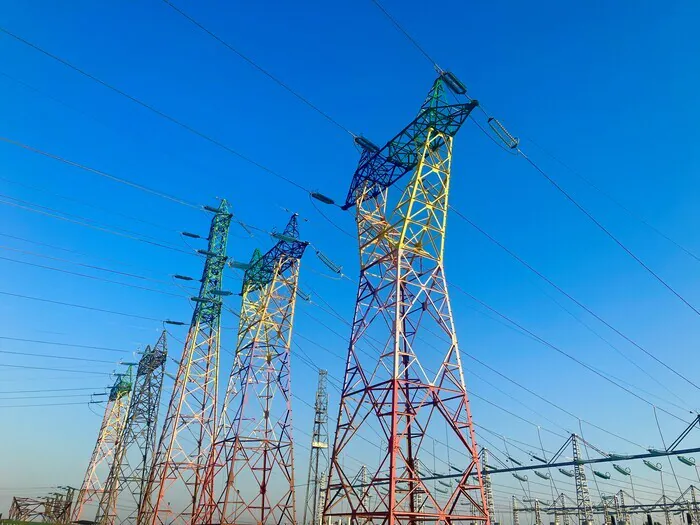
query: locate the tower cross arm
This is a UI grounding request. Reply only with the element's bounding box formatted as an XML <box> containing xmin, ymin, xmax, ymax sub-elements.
<box><xmin>343</xmin><ymin>76</ymin><xmax>479</xmax><ymax>209</ymax></box>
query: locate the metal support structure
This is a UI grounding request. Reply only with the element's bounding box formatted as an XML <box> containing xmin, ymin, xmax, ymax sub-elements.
<box><xmin>572</xmin><ymin>435</ymin><xmax>594</xmax><ymax>525</ymax></box>
<box><xmin>483</xmin><ymin>449</ymin><xmax>495</xmax><ymax>520</ymax></box>
<box><xmin>303</xmin><ymin>370</ymin><xmax>330</xmax><ymax>525</ymax></box>
<box><xmin>96</xmin><ymin>332</ymin><xmax>167</xmax><ymax>525</ymax></box>
<box><xmin>196</xmin><ymin>214</ymin><xmax>307</xmax><ymax>525</ymax></box>
<box><xmin>73</xmin><ymin>369</ymin><xmax>133</xmax><ymax>522</ymax></box>
<box><xmin>139</xmin><ymin>201</ymin><xmax>232</xmax><ymax>525</ymax></box>
<box><xmin>512</xmin><ymin>497</ymin><xmax>519</xmax><ymax>525</ymax></box>
<box><xmin>324</xmin><ymin>74</ymin><xmax>485</xmax><ymax>525</ymax></box>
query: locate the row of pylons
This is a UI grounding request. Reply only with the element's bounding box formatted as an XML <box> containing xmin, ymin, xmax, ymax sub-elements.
<box><xmin>62</xmin><ymin>72</ymin><xmax>492</xmax><ymax>525</ymax></box>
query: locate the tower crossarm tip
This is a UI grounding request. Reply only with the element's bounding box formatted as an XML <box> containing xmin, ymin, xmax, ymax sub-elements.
<box><xmin>242</xmin><ymin>214</ymin><xmax>308</xmax><ymax>292</ymax></box>
<box><xmin>343</xmin><ymin>76</ymin><xmax>479</xmax><ymax>209</ymax></box>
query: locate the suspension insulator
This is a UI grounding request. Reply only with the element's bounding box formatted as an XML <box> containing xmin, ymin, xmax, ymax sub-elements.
<box><xmin>317</xmin><ymin>251</ymin><xmax>342</xmax><ymax>274</ymax></box>
<box><xmin>531</xmin><ymin>454</ymin><xmax>546</xmax><ymax>463</ymax></box>
<box><xmin>613</xmin><ymin>464</ymin><xmax>631</xmax><ymax>476</ymax></box>
<box><xmin>197</xmin><ymin>249</ymin><xmax>225</xmax><ymax>258</ymax></box>
<box><xmin>164</xmin><ymin>320</ymin><xmax>186</xmax><ymax>326</ymax></box>
<box><xmin>202</xmin><ymin>205</ymin><xmax>220</xmax><ymax>213</ymax></box>
<box><xmin>487</xmin><ymin>117</ymin><xmax>519</xmax><ymax>149</ymax></box>
<box><xmin>273</xmin><ymin>232</ymin><xmax>298</xmax><ymax>243</ymax></box>
<box><xmin>558</xmin><ymin>468</ymin><xmax>575</xmax><ymax>477</ymax></box>
<box><xmin>229</xmin><ymin>260</ymin><xmax>251</xmax><ymax>270</ymax></box>
<box><xmin>441</xmin><ymin>71</ymin><xmax>468</xmax><ymax>95</ymax></box>
<box><xmin>354</xmin><ymin>136</ymin><xmax>380</xmax><ymax>153</ymax></box>
<box><xmin>211</xmin><ymin>290</ymin><xmax>233</xmax><ymax>296</ymax></box>
<box><xmin>534</xmin><ymin>471</ymin><xmax>550</xmax><ymax>480</ymax></box>
<box><xmin>679</xmin><ymin>456</ymin><xmax>696</xmax><ymax>466</ymax></box>
<box><xmin>647</xmin><ymin>447</ymin><xmax>664</xmax><ymax>455</ymax></box>
<box><xmin>593</xmin><ymin>470</ymin><xmax>611</xmax><ymax>480</ymax></box>
<box><xmin>643</xmin><ymin>460</ymin><xmax>662</xmax><ymax>471</ymax></box>
<box><xmin>508</xmin><ymin>456</ymin><xmax>522</xmax><ymax>466</ymax></box>
<box><xmin>174</xmin><ymin>274</ymin><xmax>194</xmax><ymax>281</ymax></box>
<box><xmin>438</xmin><ymin>480</ymin><xmax>451</xmax><ymax>487</ymax></box>
<box><xmin>311</xmin><ymin>192</ymin><xmax>336</xmax><ymax>205</ymax></box>
<box><xmin>513</xmin><ymin>473</ymin><xmax>528</xmax><ymax>482</ymax></box>
<box><xmin>449</xmin><ymin>464</ymin><xmax>461</xmax><ymax>472</ymax></box>
<box><xmin>182</xmin><ymin>232</ymin><xmax>201</xmax><ymax>239</ymax></box>
<box><xmin>296</xmin><ymin>289</ymin><xmax>311</xmax><ymax>302</ymax></box>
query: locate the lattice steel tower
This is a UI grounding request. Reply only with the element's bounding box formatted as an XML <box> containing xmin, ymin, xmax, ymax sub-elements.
<box><xmin>324</xmin><ymin>73</ymin><xmax>486</xmax><ymax>525</ymax></box>
<box><xmin>482</xmin><ymin>449</ymin><xmax>495</xmax><ymax>520</ymax></box>
<box><xmin>196</xmin><ymin>214</ymin><xmax>308</xmax><ymax>525</ymax></box>
<box><xmin>139</xmin><ymin>202</ymin><xmax>232</xmax><ymax>525</ymax></box>
<box><xmin>96</xmin><ymin>331</ymin><xmax>168</xmax><ymax>525</ymax></box>
<box><xmin>303</xmin><ymin>370</ymin><xmax>330</xmax><ymax>525</ymax></box>
<box><xmin>73</xmin><ymin>369</ymin><xmax>134</xmax><ymax>522</ymax></box>
<box><xmin>572</xmin><ymin>435</ymin><xmax>593</xmax><ymax>525</ymax></box>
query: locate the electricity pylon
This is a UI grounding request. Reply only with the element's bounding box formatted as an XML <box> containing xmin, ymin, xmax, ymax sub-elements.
<box><xmin>73</xmin><ymin>369</ymin><xmax>134</xmax><ymax>522</ymax></box>
<box><xmin>96</xmin><ymin>332</ymin><xmax>168</xmax><ymax>525</ymax></box>
<box><xmin>483</xmin><ymin>449</ymin><xmax>495</xmax><ymax>519</ymax></box>
<box><xmin>324</xmin><ymin>73</ymin><xmax>486</xmax><ymax>525</ymax></box>
<box><xmin>139</xmin><ymin>201</ymin><xmax>232</xmax><ymax>525</ymax></box>
<box><xmin>303</xmin><ymin>370</ymin><xmax>329</xmax><ymax>525</ymax></box>
<box><xmin>196</xmin><ymin>214</ymin><xmax>307</xmax><ymax>525</ymax></box>
<box><xmin>572</xmin><ymin>435</ymin><xmax>593</xmax><ymax>525</ymax></box>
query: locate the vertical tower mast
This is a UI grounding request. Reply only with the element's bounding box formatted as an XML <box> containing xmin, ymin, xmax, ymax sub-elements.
<box><xmin>483</xmin><ymin>449</ymin><xmax>495</xmax><ymax>520</ymax></box>
<box><xmin>197</xmin><ymin>214</ymin><xmax>307</xmax><ymax>525</ymax></box>
<box><xmin>96</xmin><ymin>332</ymin><xmax>168</xmax><ymax>525</ymax></box>
<box><xmin>513</xmin><ymin>496</ymin><xmax>520</xmax><ymax>525</ymax></box>
<box><xmin>572</xmin><ymin>435</ymin><xmax>593</xmax><ymax>525</ymax></box>
<box><xmin>139</xmin><ymin>202</ymin><xmax>232</xmax><ymax>525</ymax></box>
<box><xmin>324</xmin><ymin>74</ymin><xmax>485</xmax><ymax>525</ymax></box>
<box><xmin>303</xmin><ymin>370</ymin><xmax>330</xmax><ymax>525</ymax></box>
<box><xmin>73</xmin><ymin>369</ymin><xmax>134</xmax><ymax>522</ymax></box>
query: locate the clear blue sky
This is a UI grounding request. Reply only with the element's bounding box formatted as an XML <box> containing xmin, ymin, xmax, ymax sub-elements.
<box><xmin>1</xmin><ymin>0</ymin><xmax>700</xmax><ymax>520</ymax></box>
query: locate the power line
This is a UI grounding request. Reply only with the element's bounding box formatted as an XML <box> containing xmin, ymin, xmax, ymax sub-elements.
<box><xmin>0</xmin><ymin>350</ymin><xmax>116</xmax><ymax>364</ymax></box>
<box><xmin>160</xmin><ymin>0</ymin><xmax>356</xmax><ymax>138</ymax></box>
<box><xmin>518</xmin><ymin>149</ymin><xmax>700</xmax><ymax>318</ymax></box>
<box><xmin>0</xmin><ymin>193</ymin><xmax>195</xmax><ymax>255</ymax></box>
<box><xmin>0</xmin><ymin>363</ymin><xmax>110</xmax><ymax>375</ymax></box>
<box><xmin>0</xmin><ymin>336</ymin><xmax>130</xmax><ymax>354</ymax></box>
<box><xmin>0</xmin><ymin>290</ymin><xmax>163</xmax><ymax>322</ymax></box>
<box><xmin>0</xmin><ymin>386</ymin><xmax>104</xmax><ymax>394</ymax></box>
<box><xmin>451</xmin><ymin>207</ymin><xmax>700</xmax><ymax>392</ymax></box>
<box><xmin>0</xmin><ymin>254</ymin><xmax>185</xmax><ymax>298</ymax></box>
<box><xmin>368</xmin><ymin>0</ymin><xmax>439</xmax><ymax>69</ymax></box>
<box><xmin>0</xmin><ymin>136</ymin><xmax>200</xmax><ymax>210</ymax></box>
<box><xmin>0</xmin><ymin>243</ymin><xmax>175</xmax><ymax>286</ymax></box>
<box><xmin>0</xmin><ymin>400</ymin><xmax>98</xmax><ymax>408</ymax></box>
<box><xmin>0</xmin><ymin>27</ymin><xmax>311</xmax><ymax>193</ymax></box>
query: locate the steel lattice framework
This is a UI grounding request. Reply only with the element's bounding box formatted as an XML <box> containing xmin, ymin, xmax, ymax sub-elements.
<box><xmin>303</xmin><ymin>370</ymin><xmax>330</xmax><ymax>525</ymax></box>
<box><xmin>572</xmin><ymin>435</ymin><xmax>593</xmax><ymax>525</ymax></box>
<box><xmin>96</xmin><ymin>332</ymin><xmax>168</xmax><ymax>525</ymax></box>
<box><xmin>139</xmin><ymin>201</ymin><xmax>232</xmax><ymax>525</ymax></box>
<box><xmin>324</xmin><ymin>74</ymin><xmax>485</xmax><ymax>525</ymax></box>
<box><xmin>73</xmin><ymin>370</ymin><xmax>134</xmax><ymax>522</ymax></box>
<box><xmin>196</xmin><ymin>214</ymin><xmax>307</xmax><ymax>525</ymax></box>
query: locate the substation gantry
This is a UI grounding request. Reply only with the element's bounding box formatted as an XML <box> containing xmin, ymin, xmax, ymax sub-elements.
<box><xmin>195</xmin><ymin>214</ymin><xmax>308</xmax><ymax>525</ymax></box>
<box><xmin>138</xmin><ymin>201</ymin><xmax>232</xmax><ymax>525</ymax></box>
<box><xmin>323</xmin><ymin>72</ymin><xmax>487</xmax><ymax>525</ymax></box>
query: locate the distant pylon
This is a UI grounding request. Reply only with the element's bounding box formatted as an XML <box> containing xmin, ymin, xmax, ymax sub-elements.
<box><xmin>96</xmin><ymin>331</ymin><xmax>168</xmax><ymax>525</ymax></box>
<box><xmin>572</xmin><ymin>435</ymin><xmax>593</xmax><ymax>525</ymax></box>
<box><xmin>483</xmin><ymin>448</ymin><xmax>495</xmax><ymax>519</ymax></box>
<box><xmin>139</xmin><ymin>201</ymin><xmax>232</xmax><ymax>525</ymax></box>
<box><xmin>324</xmin><ymin>74</ymin><xmax>486</xmax><ymax>525</ymax></box>
<box><xmin>303</xmin><ymin>370</ymin><xmax>329</xmax><ymax>525</ymax></box>
<box><xmin>196</xmin><ymin>214</ymin><xmax>308</xmax><ymax>525</ymax></box>
<box><xmin>513</xmin><ymin>496</ymin><xmax>519</xmax><ymax>525</ymax></box>
<box><xmin>73</xmin><ymin>368</ymin><xmax>134</xmax><ymax>522</ymax></box>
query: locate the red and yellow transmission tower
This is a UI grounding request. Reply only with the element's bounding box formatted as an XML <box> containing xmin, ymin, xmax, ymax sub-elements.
<box><xmin>323</xmin><ymin>74</ymin><xmax>487</xmax><ymax>525</ymax></box>
<box><xmin>195</xmin><ymin>214</ymin><xmax>307</xmax><ymax>525</ymax></box>
<box><xmin>73</xmin><ymin>368</ymin><xmax>134</xmax><ymax>522</ymax></box>
<box><xmin>139</xmin><ymin>201</ymin><xmax>232</xmax><ymax>525</ymax></box>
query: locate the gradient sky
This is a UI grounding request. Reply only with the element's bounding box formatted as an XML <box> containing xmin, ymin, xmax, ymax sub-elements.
<box><xmin>1</xmin><ymin>1</ymin><xmax>700</xmax><ymax>521</ymax></box>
